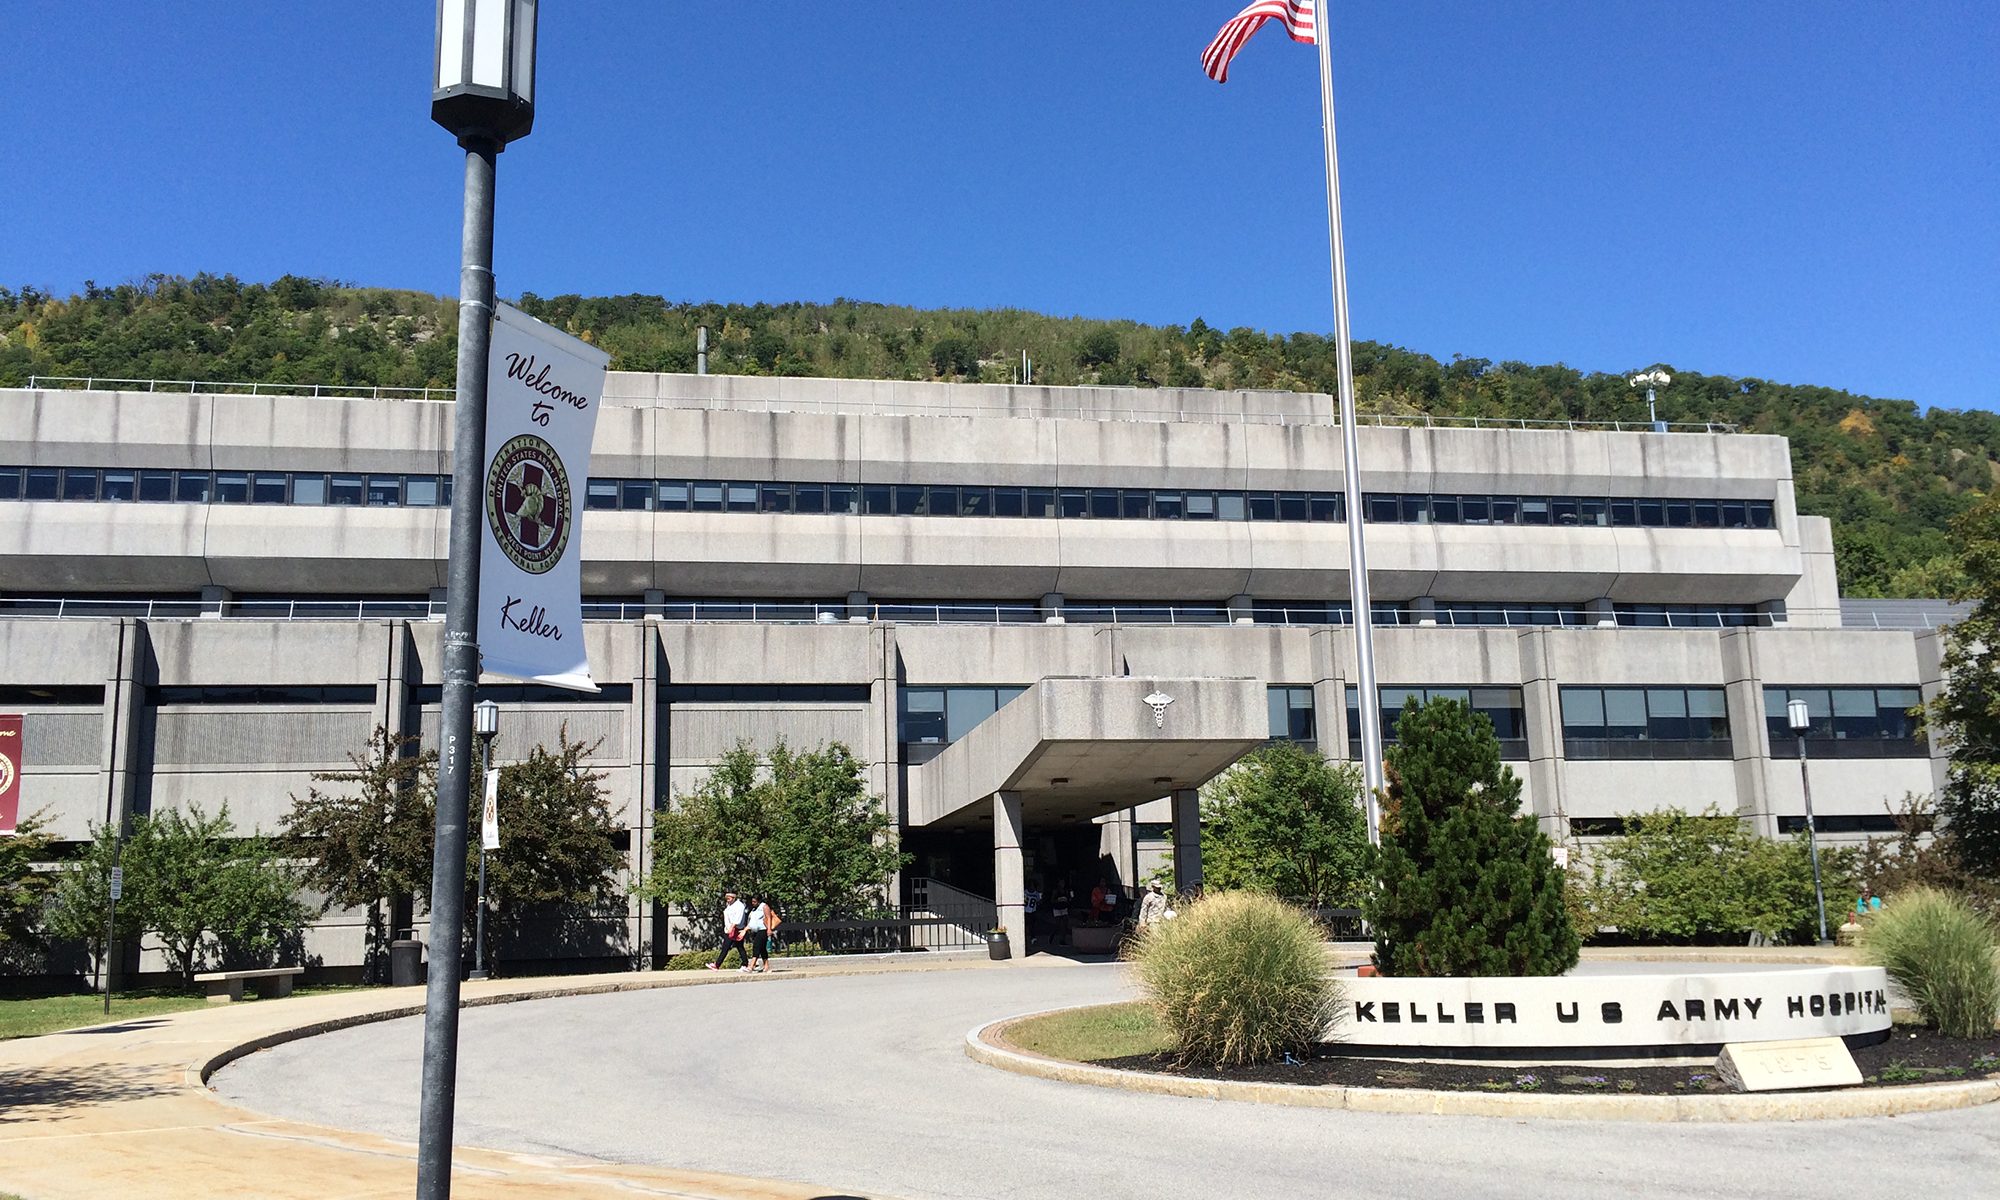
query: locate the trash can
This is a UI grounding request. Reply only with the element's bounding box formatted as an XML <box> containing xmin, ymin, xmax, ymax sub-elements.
<box><xmin>391</xmin><ymin>938</ymin><xmax>424</xmax><ymax>987</ymax></box>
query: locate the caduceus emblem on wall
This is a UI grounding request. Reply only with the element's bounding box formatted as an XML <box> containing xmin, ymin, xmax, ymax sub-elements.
<box><xmin>1143</xmin><ymin>691</ymin><xmax>1174</xmax><ymax>728</ymax></box>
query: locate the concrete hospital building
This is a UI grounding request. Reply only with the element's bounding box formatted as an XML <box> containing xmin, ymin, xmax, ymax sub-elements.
<box><xmin>0</xmin><ymin>374</ymin><xmax>1955</xmax><ymax>968</ymax></box>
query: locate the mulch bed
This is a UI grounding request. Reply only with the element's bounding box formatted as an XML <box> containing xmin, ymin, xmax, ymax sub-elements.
<box><xmin>1095</xmin><ymin>1027</ymin><xmax>2000</xmax><ymax>1095</ymax></box>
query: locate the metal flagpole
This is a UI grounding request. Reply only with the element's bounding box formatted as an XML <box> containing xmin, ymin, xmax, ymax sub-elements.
<box><xmin>1314</xmin><ymin>3</ymin><xmax>1386</xmax><ymax>842</ymax></box>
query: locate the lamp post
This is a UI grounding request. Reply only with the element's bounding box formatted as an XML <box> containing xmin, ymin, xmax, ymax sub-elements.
<box><xmin>1787</xmin><ymin>698</ymin><xmax>1832</xmax><ymax>946</ymax></box>
<box><xmin>469</xmin><ymin>699</ymin><xmax>499</xmax><ymax>981</ymax></box>
<box><xmin>420</xmin><ymin>4</ymin><xmax>536</xmax><ymax>1198</ymax></box>
<box><xmin>1629</xmin><ymin>369</ymin><xmax>1671</xmax><ymax>433</ymax></box>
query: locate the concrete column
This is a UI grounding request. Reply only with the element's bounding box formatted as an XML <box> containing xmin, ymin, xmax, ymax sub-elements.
<box><xmin>642</xmin><ymin>589</ymin><xmax>666</xmax><ymax>620</ymax></box>
<box><xmin>1411</xmin><ymin>596</ymin><xmax>1438</xmax><ymax>627</ymax></box>
<box><xmin>1586</xmin><ymin>597</ymin><xmax>1616</xmax><ymax>628</ymax></box>
<box><xmin>846</xmin><ymin>590</ymin><xmax>870</xmax><ymax>623</ymax></box>
<box><xmin>99</xmin><ymin>619</ymin><xmax>146</xmax><ymax>992</ymax></box>
<box><xmin>197</xmin><ymin>584</ymin><xmax>230</xmax><ymax>619</ymax></box>
<box><xmin>993</xmin><ymin>791</ymin><xmax>1026</xmax><ymax>958</ymax></box>
<box><xmin>100</xmin><ymin>618</ymin><xmax>145</xmax><ymax>828</ymax></box>
<box><xmin>1227</xmin><ymin>593</ymin><xmax>1255</xmax><ymax>625</ymax></box>
<box><xmin>872</xmin><ymin>626</ymin><xmax>905</xmax><ymax>910</ymax></box>
<box><xmin>1721</xmin><ymin>630</ymin><xmax>1777</xmax><ymax>838</ymax></box>
<box><xmin>1516</xmin><ymin>631</ymin><xmax>1569</xmax><ymax>838</ymax></box>
<box><xmin>426</xmin><ymin>586</ymin><xmax>448</xmax><ymax>620</ymax></box>
<box><xmin>1170</xmin><ymin>788</ymin><xmax>1203</xmax><ymax>893</ymax></box>
<box><xmin>1040</xmin><ymin>592</ymin><xmax>1066</xmax><ymax>625</ymax></box>
<box><xmin>377</xmin><ymin>621</ymin><xmax>411</xmax><ymax>741</ymax></box>
<box><xmin>1309</xmin><ymin>628</ymin><xmax>1350</xmax><ymax>761</ymax></box>
<box><xmin>633</xmin><ymin>623</ymin><xmax>661</xmax><ymax>967</ymax></box>
<box><xmin>1917</xmin><ymin>630</ymin><xmax>1949</xmax><ymax>795</ymax></box>
<box><xmin>1756</xmin><ymin>599</ymin><xmax>1789</xmax><ymax>628</ymax></box>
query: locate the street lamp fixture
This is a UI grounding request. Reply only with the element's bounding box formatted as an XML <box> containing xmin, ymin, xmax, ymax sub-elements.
<box><xmin>473</xmin><ymin>698</ymin><xmax>499</xmax><ymax>739</ymax></box>
<box><xmin>1629</xmin><ymin>369</ymin><xmax>1672</xmax><ymax>433</ymax></box>
<box><xmin>1787</xmin><ymin>698</ymin><xmax>1832</xmax><ymax>946</ymax></box>
<box><xmin>418</xmin><ymin>5</ymin><xmax>537</xmax><ymax>1198</ymax></box>
<box><xmin>432</xmin><ymin>0</ymin><xmax>538</xmax><ymax>149</ymax></box>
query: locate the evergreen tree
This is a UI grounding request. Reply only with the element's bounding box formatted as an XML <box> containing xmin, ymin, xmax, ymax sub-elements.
<box><xmin>1366</xmin><ymin>698</ymin><xmax>1579</xmax><ymax>976</ymax></box>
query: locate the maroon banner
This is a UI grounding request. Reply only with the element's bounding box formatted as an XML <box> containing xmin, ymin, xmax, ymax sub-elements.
<box><xmin>0</xmin><ymin>714</ymin><xmax>20</xmax><ymax>836</ymax></box>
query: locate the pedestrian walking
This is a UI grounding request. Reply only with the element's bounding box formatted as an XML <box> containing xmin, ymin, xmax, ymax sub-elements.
<box><xmin>706</xmin><ymin>890</ymin><xmax>751</xmax><ymax>971</ymax></box>
<box><xmin>1136</xmin><ymin>882</ymin><xmax>1169</xmax><ymax>928</ymax></box>
<box><xmin>746</xmin><ymin>895</ymin><xmax>779</xmax><ymax>973</ymax></box>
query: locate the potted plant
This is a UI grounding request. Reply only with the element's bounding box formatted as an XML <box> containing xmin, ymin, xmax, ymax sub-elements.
<box><xmin>985</xmin><ymin>927</ymin><xmax>1011</xmax><ymax>960</ymax></box>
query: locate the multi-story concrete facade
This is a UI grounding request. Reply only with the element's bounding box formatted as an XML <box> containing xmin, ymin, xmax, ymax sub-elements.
<box><xmin>0</xmin><ymin>374</ymin><xmax>1951</xmax><ymax>970</ymax></box>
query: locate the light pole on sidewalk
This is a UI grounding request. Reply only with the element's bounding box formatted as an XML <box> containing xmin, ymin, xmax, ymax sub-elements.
<box><xmin>1787</xmin><ymin>698</ymin><xmax>1833</xmax><ymax>947</ymax></box>
<box><xmin>418</xmin><ymin>3</ymin><xmax>538</xmax><ymax>1197</ymax></box>
<box><xmin>470</xmin><ymin>699</ymin><xmax>499</xmax><ymax>981</ymax></box>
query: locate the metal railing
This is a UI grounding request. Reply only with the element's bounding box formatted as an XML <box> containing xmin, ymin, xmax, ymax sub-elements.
<box><xmin>1836</xmin><ymin>609</ymin><xmax>1964</xmax><ymax>631</ymax></box>
<box><xmin>19</xmin><ymin>375</ymin><xmax>1739</xmax><ymax>433</ymax></box>
<box><xmin>24</xmin><ymin>375</ymin><xmax>453</xmax><ymax>402</ymax></box>
<box><xmin>0</xmin><ymin>596</ymin><xmax>1832</xmax><ymax>631</ymax></box>
<box><xmin>1354</xmin><ymin>412</ymin><xmax>1738</xmax><ymax>435</ymax></box>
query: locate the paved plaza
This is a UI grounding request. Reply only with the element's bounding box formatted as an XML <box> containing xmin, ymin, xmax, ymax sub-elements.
<box><xmin>210</xmin><ymin>959</ymin><xmax>1999</xmax><ymax>1200</ymax></box>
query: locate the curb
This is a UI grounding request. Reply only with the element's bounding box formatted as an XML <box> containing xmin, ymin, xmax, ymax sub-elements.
<box><xmin>965</xmin><ymin>1007</ymin><xmax>2000</xmax><ymax>1122</ymax></box>
<box><xmin>194</xmin><ymin>954</ymin><xmax>994</xmax><ymax>1085</ymax></box>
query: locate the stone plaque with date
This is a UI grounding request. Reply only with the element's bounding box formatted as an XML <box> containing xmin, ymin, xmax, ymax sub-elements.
<box><xmin>1716</xmin><ymin>1037</ymin><xmax>1863</xmax><ymax>1092</ymax></box>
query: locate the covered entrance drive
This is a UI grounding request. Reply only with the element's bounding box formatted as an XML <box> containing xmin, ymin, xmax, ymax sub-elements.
<box><xmin>908</xmin><ymin>676</ymin><xmax>1269</xmax><ymax>955</ymax></box>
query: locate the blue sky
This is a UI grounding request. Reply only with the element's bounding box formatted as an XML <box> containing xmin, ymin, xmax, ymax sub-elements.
<box><xmin>7</xmin><ymin>2</ymin><xmax>1996</xmax><ymax>410</ymax></box>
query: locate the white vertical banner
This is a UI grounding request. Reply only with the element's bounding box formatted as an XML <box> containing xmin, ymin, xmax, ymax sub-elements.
<box><xmin>477</xmin><ymin>302</ymin><xmax>610</xmax><ymax>691</ymax></box>
<box><xmin>480</xmin><ymin>767</ymin><xmax>501</xmax><ymax>851</ymax></box>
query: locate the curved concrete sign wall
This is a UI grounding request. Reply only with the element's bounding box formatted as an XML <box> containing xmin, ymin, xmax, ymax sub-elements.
<box><xmin>1336</xmin><ymin>967</ymin><xmax>1891</xmax><ymax>1055</ymax></box>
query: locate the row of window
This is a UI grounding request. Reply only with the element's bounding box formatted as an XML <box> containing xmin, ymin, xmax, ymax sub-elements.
<box><xmin>1763</xmin><ymin>686</ymin><xmax>1924</xmax><ymax>758</ymax></box>
<box><xmin>0</xmin><ymin>594</ymin><xmax>1781</xmax><ymax>630</ymax></box>
<box><xmin>1559</xmin><ymin>686</ymin><xmax>1734</xmax><ymax>759</ymax></box>
<box><xmin>1572</xmin><ymin>814</ymin><xmax>1906</xmax><ymax>838</ymax></box>
<box><xmin>0</xmin><ymin>467</ymin><xmax>1778</xmax><ymax>530</ymax></box>
<box><xmin>11</xmin><ymin>680</ymin><xmax>1929</xmax><ymax>763</ymax></box>
<box><xmin>900</xmin><ymin>685</ymin><xmax>1031</xmax><ymax>747</ymax></box>
<box><xmin>1348</xmin><ymin>686</ymin><xmax>1530</xmax><ymax>758</ymax></box>
<box><xmin>150</xmin><ymin>685</ymin><xmax>378</xmax><ymax>705</ymax></box>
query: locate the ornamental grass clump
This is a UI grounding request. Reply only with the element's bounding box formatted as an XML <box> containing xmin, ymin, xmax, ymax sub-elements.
<box><xmin>1861</xmin><ymin>887</ymin><xmax>2000</xmax><ymax>1038</ymax></box>
<box><xmin>1126</xmin><ymin>891</ymin><xmax>1337</xmax><ymax>1068</ymax></box>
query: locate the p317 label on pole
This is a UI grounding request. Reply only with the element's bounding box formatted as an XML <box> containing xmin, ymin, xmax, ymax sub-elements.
<box><xmin>476</xmin><ymin>302</ymin><xmax>609</xmax><ymax>693</ymax></box>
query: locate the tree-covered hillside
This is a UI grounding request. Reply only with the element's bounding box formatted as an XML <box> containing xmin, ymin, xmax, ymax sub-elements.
<box><xmin>2</xmin><ymin>273</ymin><xmax>1990</xmax><ymax>598</ymax></box>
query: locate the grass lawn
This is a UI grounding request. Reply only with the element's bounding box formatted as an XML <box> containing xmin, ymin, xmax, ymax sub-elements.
<box><xmin>1004</xmin><ymin>1001</ymin><xmax>1171</xmax><ymax>1062</ymax></box>
<box><xmin>0</xmin><ymin>983</ymin><xmax>370</xmax><ymax>1041</ymax></box>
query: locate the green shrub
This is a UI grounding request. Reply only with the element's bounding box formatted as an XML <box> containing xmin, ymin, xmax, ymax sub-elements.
<box><xmin>1861</xmin><ymin>888</ymin><xmax>2000</xmax><ymax>1038</ymax></box>
<box><xmin>1126</xmin><ymin>891</ymin><xmax>1336</xmax><ymax>1067</ymax></box>
<box><xmin>1574</xmin><ymin>807</ymin><xmax>1857</xmax><ymax>944</ymax></box>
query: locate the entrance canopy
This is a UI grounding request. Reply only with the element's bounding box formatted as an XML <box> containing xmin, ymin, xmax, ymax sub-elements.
<box><xmin>908</xmin><ymin>676</ymin><xmax>1269</xmax><ymax>830</ymax></box>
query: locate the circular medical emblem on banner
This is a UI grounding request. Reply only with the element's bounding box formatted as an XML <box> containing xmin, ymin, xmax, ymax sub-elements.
<box><xmin>0</xmin><ymin>751</ymin><xmax>14</xmax><ymax>798</ymax></box>
<box><xmin>486</xmin><ymin>434</ymin><xmax>572</xmax><ymax>575</ymax></box>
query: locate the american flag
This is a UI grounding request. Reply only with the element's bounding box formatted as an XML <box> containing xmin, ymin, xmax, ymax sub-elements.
<box><xmin>1201</xmin><ymin>0</ymin><xmax>1318</xmax><ymax>83</ymax></box>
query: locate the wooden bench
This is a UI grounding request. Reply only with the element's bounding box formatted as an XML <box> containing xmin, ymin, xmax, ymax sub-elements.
<box><xmin>193</xmin><ymin>966</ymin><xmax>304</xmax><ymax>1004</ymax></box>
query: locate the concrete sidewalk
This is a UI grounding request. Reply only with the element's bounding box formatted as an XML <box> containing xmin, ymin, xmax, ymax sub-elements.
<box><xmin>0</xmin><ymin>952</ymin><xmax>1018</xmax><ymax>1200</ymax></box>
